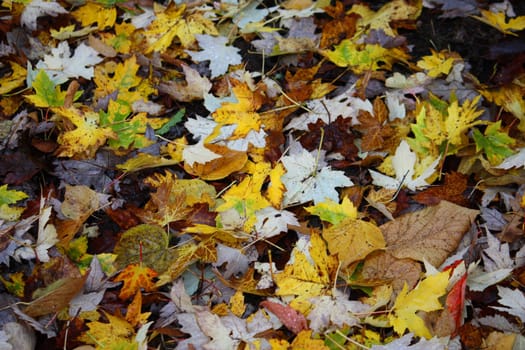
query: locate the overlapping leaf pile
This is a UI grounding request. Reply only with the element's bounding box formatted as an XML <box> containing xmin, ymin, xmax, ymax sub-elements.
<box><xmin>1</xmin><ymin>0</ymin><xmax>525</xmax><ymax>349</ymax></box>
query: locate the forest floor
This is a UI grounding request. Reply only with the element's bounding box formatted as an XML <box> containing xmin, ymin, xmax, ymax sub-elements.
<box><xmin>1</xmin><ymin>0</ymin><xmax>525</xmax><ymax>349</ymax></box>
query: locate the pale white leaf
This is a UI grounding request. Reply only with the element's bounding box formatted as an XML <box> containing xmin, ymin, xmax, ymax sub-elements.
<box><xmin>195</xmin><ymin>309</ymin><xmax>236</xmax><ymax>350</ymax></box>
<box><xmin>176</xmin><ymin>313</ymin><xmax>209</xmax><ymax>350</ymax></box>
<box><xmin>21</xmin><ymin>0</ymin><xmax>67</xmax><ymax>31</ymax></box>
<box><xmin>477</xmin><ymin>314</ymin><xmax>520</xmax><ymax>333</ymax></box>
<box><xmin>135</xmin><ymin>321</ymin><xmax>153</xmax><ymax>350</ymax></box>
<box><xmin>284</xmin><ymin>85</ymin><xmax>372</xmax><ymax>131</ymax></box>
<box><xmin>466</xmin><ymin>262</ymin><xmax>512</xmax><ymax>291</ymax></box>
<box><xmin>1</xmin><ymin>322</ymin><xmax>35</xmax><ymax>350</ymax></box>
<box><xmin>170</xmin><ymin>279</ymin><xmax>194</xmax><ymax>313</ymax></box>
<box><xmin>281</xmin><ymin>148</ymin><xmax>352</xmax><ymax>206</ymax></box>
<box><xmin>36</xmin><ymin>205</ymin><xmax>58</xmax><ymax>263</ymax></box>
<box><xmin>482</xmin><ymin>230</ymin><xmax>513</xmax><ymax>272</ymax></box>
<box><xmin>34</xmin><ymin>42</ymin><xmax>102</xmax><ymax>84</ymax></box>
<box><xmin>492</xmin><ymin>286</ymin><xmax>525</xmax><ymax>322</ymax></box>
<box><xmin>212</xmin><ymin>243</ymin><xmax>250</xmax><ymax>279</ymax></box>
<box><xmin>225</xmin><ymin>129</ymin><xmax>267</xmax><ymax>151</ymax></box>
<box><xmin>186</xmin><ymin>35</ymin><xmax>242</xmax><ymax>78</ymax></box>
<box><xmin>371</xmin><ymin>333</ymin><xmax>448</xmax><ymax>349</ymax></box>
<box><xmin>370</xmin><ymin>140</ymin><xmax>439</xmax><ymax>191</ymax></box>
<box><xmin>182</xmin><ymin>141</ymin><xmax>221</xmax><ymax>167</ymax></box>
<box><xmin>385</xmin><ymin>91</ymin><xmax>406</xmax><ymax>120</ymax></box>
<box><xmin>254</xmin><ymin>207</ymin><xmax>299</xmax><ymax>239</ymax></box>
<box><xmin>495</xmin><ymin>147</ymin><xmax>525</xmax><ymax>169</ymax></box>
<box><xmin>308</xmin><ymin>294</ymin><xmax>369</xmax><ymax>334</ymax></box>
<box><xmin>69</xmin><ymin>291</ymin><xmax>104</xmax><ymax>316</ymax></box>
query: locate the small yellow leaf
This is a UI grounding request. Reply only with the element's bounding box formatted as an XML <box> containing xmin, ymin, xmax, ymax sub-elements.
<box><xmin>0</xmin><ymin>61</ymin><xmax>26</xmax><ymax>94</ymax></box>
<box><xmin>290</xmin><ymin>330</ymin><xmax>329</xmax><ymax>350</ymax></box>
<box><xmin>267</xmin><ymin>163</ymin><xmax>286</xmax><ymax>207</ymax></box>
<box><xmin>473</xmin><ymin>10</ymin><xmax>525</xmax><ymax>36</ymax></box>
<box><xmin>417</xmin><ymin>49</ymin><xmax>459</xmax><ymax>78</ymax></box>
<box><xmin>114</xmin><ymin>263</ymin><xmax>158</xmax><ymax>300</ymax></box>
<box><xmin>229</xmin><ymin>290</ymin><xmax>246</xmax><ymax>317</ymax></box>
<box><xmin>389</xmin><ymin>271</ymin><xmax>450</xmax><ymax>339</ymax></box>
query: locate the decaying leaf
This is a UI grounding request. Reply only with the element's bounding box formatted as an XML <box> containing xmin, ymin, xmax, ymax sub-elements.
<box><xmin>113</xmin><ymin>224</ymin><xmax>174</xmax><ymax>274</ymax></box>
<box><xmin>381</xmin><ymin>201</ymin><xmax>479</xmax><ymax>267</ymax></box>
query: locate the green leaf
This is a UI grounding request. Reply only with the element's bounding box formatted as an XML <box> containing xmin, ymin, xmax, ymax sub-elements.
<box><xmin>99</xmin><ymin>100</ymin><xmax>156</xmax><ymax>150</ymax></box>
<box><xmin>473</xmin><ymin>121</ymin><xmax>515</xmax><ymax>165</ymax></box>
<box><xmin>0</xmin><ymin>184</ymin><xmax>28</xmax><ymax>206</ymax></box>
<box><xmin>156</xmin><ymin>109</ymin><xmax>185</xmax><ymax>135</ymax></box>
<box><xmin>25</xmin><ymin>70</ymin><xmax>69</xmax><ymax>107</ymax></box>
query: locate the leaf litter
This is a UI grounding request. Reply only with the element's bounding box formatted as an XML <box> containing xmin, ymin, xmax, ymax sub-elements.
<box><xmin>1</xmin><ymin>0</ymin><xmax>525</xmax><ymax>349</ymax></box>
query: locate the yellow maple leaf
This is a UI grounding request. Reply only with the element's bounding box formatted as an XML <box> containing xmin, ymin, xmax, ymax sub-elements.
<box><xmin>101</xmin><ymin>22</ymin><xmax>135</xmax><ymax>54</ymax></box>
<box><xmin>216</xmin><ymin>175</ymin><xmax>270</xmax><ymax>231</ymax></box>
<box><xmin>389</xmin><ymin>271</ymin><xmax>449</xmax><ymax>339</ymax></box>
<box><xmin>114</xmin><ymin>263</ymin><xmax>158</xmax><ymax>300</ymax></box>
<box><xmin>211</xmin><ymin>83</ymin><xmax>264</xmax><ymax>140</ymax></box>
<box><xmin>473</xmin><ymin>10</ymin><xmax>525</xmax><ymax>36</ymax></box>
<box><xmin>408</xmin><ymin>94</ymin><xmax>484</xmax><ymax>158</ymax></box>
<box><xmin>138</xmin><ymin>171</ymin><xmax>216</xmax><ymax>226</ymax></box>
<box><xmin>53</xmin><ymin>107</ymin><xmax>116</xmax><ymax>158</ymax></box>
<box><xmin>349</xmin><ymin>0</ymin><xmax>422</xmax><ymax>37</ymax></box>
<box><xmin>0</xmin><ymin>61</ymin><xmax>26</xmax><ymax>94</ymax></box>
<box><xmin>417</xmin><ymin>49</ymin><xmax>460</xmax><ymax>78</ymax></box>
<box><xmin>144</xmin><ymin>3</ymin><xmax>217</xmax><ymax>53</ymax></box>
<box><xmin>480</xmin><ymin>85</ymin><xmax>525</xmax><ymax>131</ymax></box>
<box><xmin>94</xmin><ymin>56</ymin><xmax>156</xmax><ymax>106</ymax></box>
<box><xmin>274</xmin><ymin>233</ymin><xmax>338</xmax><ymax>313</ymax></box>
<box><xmin>79</xmin><ymin>311</ymin><xmax>136</xmax><ymax>348</ymax></box>
<box><xmin>72</xmin><ymin>2</ymin><xmax>116</xmax><ymax>30</ymax></box>
<box><xmin>322</xmin><ymin>217</ymin><xmax>385</xmax><ymax>268</ymax></box>
<box><xmin>321</xmin><ymin>40</ymin><xmax>409</xmax><ymax>74</ymax></box>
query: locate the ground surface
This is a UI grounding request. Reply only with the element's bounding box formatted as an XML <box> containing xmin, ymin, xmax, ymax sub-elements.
<box><xmin>0</xmin><ymin>0</ymin><xmax>525</xmax><ymax>349</ymax></box>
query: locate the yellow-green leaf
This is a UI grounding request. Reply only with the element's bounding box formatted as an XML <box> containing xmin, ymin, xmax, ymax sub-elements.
<box><xmin>389</xmin><ymin>271</ymin><xmax>449</xmax><ymax>339</ymax></box>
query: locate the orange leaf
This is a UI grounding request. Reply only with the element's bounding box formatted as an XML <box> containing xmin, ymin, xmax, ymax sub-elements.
<box><xmin>126</xmin><ymin>291</ymin><xmax>151</xmax><ymax>327</ymax></box>
<box><xmin>114</xmin><ymin>263</ymin><xmax>158</xmax><ymax>300</ymax></box>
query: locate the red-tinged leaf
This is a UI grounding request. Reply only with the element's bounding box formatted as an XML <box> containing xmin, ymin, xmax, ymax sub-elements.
<box><xmin>114</xmin><ymin>263</ymin><xmax>158</xmax><ymax>300</ymax></box>
<box><xmin>446</xmin><ymin>272</ymin><xmax>467</xmax><ymax>336</ymax></box>
<box><xmin>260</xmin><ymin>300</ymin><xmax>308</xmax><ymax>335</ymax></box>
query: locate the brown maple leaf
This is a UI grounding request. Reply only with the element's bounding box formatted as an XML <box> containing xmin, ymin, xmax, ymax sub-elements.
<box><xmin>355</xmin><ymin>97</ymin><xmax>395</xmax><ymax>152</ymax></box>
<box><xmin>413</xmin><ymin>172</ymin><xmax>469</xmax><ymax>206</ymax></box>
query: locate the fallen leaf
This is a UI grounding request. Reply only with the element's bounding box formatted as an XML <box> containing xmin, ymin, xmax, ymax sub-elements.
<box><xmin>114</xmin><ymin>263</ymin><xmax>157</xmax><ymax>300</ymax></box>
<box><xmin>381</xmin><ymin>201</ymin><xmax>479</xmax><ymax>267</ymax></box>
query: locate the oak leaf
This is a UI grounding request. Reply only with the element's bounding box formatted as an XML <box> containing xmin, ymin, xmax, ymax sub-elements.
<box><xmin>114</xmin><ymin>263</ymin><xmax>158</xmax><ymax>300</ymax></box>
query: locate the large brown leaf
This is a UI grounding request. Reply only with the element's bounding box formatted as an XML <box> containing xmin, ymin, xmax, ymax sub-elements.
<box><xmin>381</xmin><ymin>201</ymin><xmax>479</xmax><ymax>267</ymax></box>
